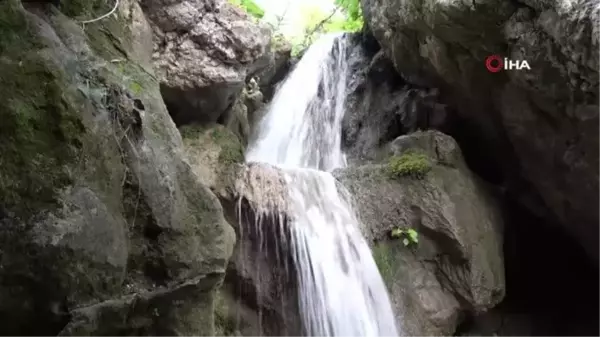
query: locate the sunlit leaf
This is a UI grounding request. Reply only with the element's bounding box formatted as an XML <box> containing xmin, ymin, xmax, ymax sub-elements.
<box><xmin>391</xmin><ymin>228</ymin><xmax>403</xmax><ymax>238</ymax></box>
<box><xmin>407</xmin><ymin>228</ymin><xmax>418</xmax><ymax>243</ymax></box>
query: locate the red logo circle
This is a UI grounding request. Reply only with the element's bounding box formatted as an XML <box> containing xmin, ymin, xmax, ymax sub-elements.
<box><xmin>485</xmin><ymin>55</ymin><xmax>503</xmax><ymax>73</ymax></box>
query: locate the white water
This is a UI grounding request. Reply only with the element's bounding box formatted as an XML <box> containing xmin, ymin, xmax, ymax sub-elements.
<box><xmin>246</xmin><ymin>33</ymin><xmax>399</xmax><ymax>336</ymax></box>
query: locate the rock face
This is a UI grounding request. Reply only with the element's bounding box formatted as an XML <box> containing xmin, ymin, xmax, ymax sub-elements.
<box><xmin>222</xmin><ymin>79</ymin><xmax>267</xmax><ymax>146</ymax></box>
<box><xmin>217</xmin><ymin>163</ymin><xmax>303</xmax><ymax>335</ymax></box>
<box><xmin>335</xmin><ymin>131</ymin><xmax>505</xmax><ymax>336</ymax></box>
<box><xmin>143</xmin><ymin>0</ymin><xmax>271</xmax><ymax>126</ymax></box>
<box><xmin>343</xmin><ymin>33</ymin><xmax>454</xmax><ymax>163</ymax></box>
<box><xmin>361</xmin><ymin>0</ymin><xmax>599</xmax><ymax>260</ymax></box>
<box><xmin>180</xmin><ymin>124</ymin><xmax>301</xmax><ymax>336</ymax></box>
<box><xmin>255</xmin><ymin>38</ymin><xmax>293</xmax><ymax>101</ymax></box>
<box><xmin>0</xmin><ymin>1</ymin><xmax>234</xmax><ymax>335</ymax></box>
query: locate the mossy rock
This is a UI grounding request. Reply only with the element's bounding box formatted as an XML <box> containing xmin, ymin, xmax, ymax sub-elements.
<box><xmin>60</xmin><ymin>0</ymin><xmax>112</xmax><ymax>20</ymax></box>
<box><xmin>386</xmin><ymin>151</ymin><xmax>432</xmax><ymax>179</ymax></box>
<box><xmin>211</xmin><ymin>127</ymin><xmax>245</xmax><ymax>166</ymax></box>
<box><xmin>181</xmin><ymin>124</ymin><xmax>244</xmax><ymax>167</ymax></box>
<box><xmin>0</xmin><ymin>1</ymin><xmax>86</xmax><ymax>219</ymax></box>
<box><xmin>214</xmin><ymin>290</ymin><xmax>237</xmax><ymax>336</ymax></box>
<box><xmin>0</xmin><ymin>3</ymin><xmax>130</xmax><ymax>334</ymax></box>
<box><xmin>372</xmin><ymin>242</ymin><xmax>398</xmax><ymax>286</ymax></box>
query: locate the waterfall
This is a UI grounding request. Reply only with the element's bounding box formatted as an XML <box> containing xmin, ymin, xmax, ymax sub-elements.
<box><xmin>245</xmin><ymin>33</ymin><xmax>399</xmax><ymax>336</ymax></box>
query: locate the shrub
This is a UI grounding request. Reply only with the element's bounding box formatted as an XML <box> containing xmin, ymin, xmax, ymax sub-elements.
<box><xmin>390</xmin><ymin>228</ymin><xmax>419</xmax><ymax>247</ymax></box>
<box><xmin>387</xmin><ymin>151</ymin><xmax>432</xmax><ymax>179</ymax></box>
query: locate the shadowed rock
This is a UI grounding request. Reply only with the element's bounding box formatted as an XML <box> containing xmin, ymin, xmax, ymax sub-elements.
<box><xmin>0</xmin><ymin>2</ymin><xmax>234</xmax><ymax>334</ymax></box>
<box><xmin>361</xmin><ymin>0</ymin><xmax>599</xmax><ymax>260</ymax></box>
<box><xmin>335</xmin><ymin>130</ymin><xmax>505</xmax><ymax>336</ymax></box>
<box><xmin>342</xmin><ymin>37</ymin><xmax>454</xmax><ymax>163</ymax></box>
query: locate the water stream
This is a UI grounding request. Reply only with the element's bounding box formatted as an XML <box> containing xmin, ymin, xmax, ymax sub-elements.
<box><xmin>245</xmin><ymin>33</ymin><xmax>399</xmax><ymax>336</ymax></box>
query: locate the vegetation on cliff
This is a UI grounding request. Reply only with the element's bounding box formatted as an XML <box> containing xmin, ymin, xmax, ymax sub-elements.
<box><xmin>229</xmin><ymin>0</ymin><xmax>363</xmax><ymax>55</ymax></box>
<box><xmin>386</xmin><ymin>151</ymin><xmax>432</xmax><ymax>179</ymax></box>
<box><xmin>390</xmin><ymin>227</ymin><xmax>419</xmax><ymax>247</ymax></box>
<box><xmin>228</xmin><ymin>0</ymin><xmax>265</xmax><ymax>19</ymax></box>
<box><xmin>289</xmin><ymin>0</ymin><xmax>363</xmax><ymax>55</ymax></box>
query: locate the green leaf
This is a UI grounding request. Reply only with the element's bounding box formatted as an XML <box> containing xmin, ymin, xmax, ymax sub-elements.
<box><xmin>391</xmin><ymin>228</ymin><xmax>403</xmax><ymax>238</ymax></box>
<box><xmin>228</xmin><ymin>0</ymin><xmax>265</xmax><ymax>19</ymax></box>
<box><xmin>407</xmin><ymin>228</ymin><xmax>418</xmax><ymax>243</ymax></box>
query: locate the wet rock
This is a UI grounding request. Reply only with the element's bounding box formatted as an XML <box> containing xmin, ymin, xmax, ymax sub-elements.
<box><xmin>0</xmin><ymin>2</ymin><xmax>234</xmax><ymax>334</ymax></box>
<box><xmin>243</xmin><ymin>78</ymin><xmax>266</xmax><ymax>125</ymax></box>
<box><xmin>361</xmin><ymin>0</ymin><xmax>599</xmax><ymax>260</ymax></box>
<box><xmin>181</xmin><ymin>126</ymin><xmax>301</xmax><ymax>335</ymax></box>
<box><xmin>334</xmin><ymin>131</ymin><xmax>505</xmax><ymax>336</ymax></box>
<box><xmin>143</xmin><ymin>0</ymin><xmax>272</xmax><ymax>126</ymax></box>
<box><xmin>255</xmin><ymin>37</ymin><xmax>293</xmax><ymax>101</ymax></box>
<box><xmin>221</xmin><ymin>78</ymin><xmax>266</xmax><ymax>146</ymax></box>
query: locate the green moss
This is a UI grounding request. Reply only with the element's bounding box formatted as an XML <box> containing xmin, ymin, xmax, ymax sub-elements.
<box><xmin>0</xmin><ymin>1</ymin><xmax>40</xmax><ymax>54</ymax></box>
<box><xmin>372</xmin><ymin>244</ymin><xmax>395</xmax><ymax>285</ymax></box>
<box><xmin>214</xmin><ymin>291</ymin><xmax>236</xmax><ymax>336</ymax></box>
<box><xmin>386</xmin><ymin>151</ymin><xmax>432</xmax><ymax>179</ymax></box>
<box><xmin>130</xmin><ymin>81</ymin><xmax>143</xmax><ymax>95</ymax></box>
<box><xmin>212</xmin><ymin>128</ymin><xmax>244</xmax><ymax>166</ymax></box>
<box><xmin>0</xmin><ymin>3</ymin><xmax>85</xmax><ymax>219</ymax></box>
<box><xmin>86</xmin><ymin>20</ymin><xmax>129</xmax><ymax>61</ymax></box>
<box><xmin>179</xmin><ymin>124</ymin><xmax>207</xmax><ymax>139</ymax></box>
<box><xmin>60</xmin><ymin>0</ymin><xmax>111</xmax><ymax>19</ymax></box>
<box><xmin>181</xmin><ymin>124</ymin><xmax>244</xmax><ymax>166</ymax></box>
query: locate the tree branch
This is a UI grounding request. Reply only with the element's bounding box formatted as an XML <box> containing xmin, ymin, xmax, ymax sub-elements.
<box><xmin>306</xmin><ymin>6</ymin><xmax>339</xmax><ymax>37</ymax></box>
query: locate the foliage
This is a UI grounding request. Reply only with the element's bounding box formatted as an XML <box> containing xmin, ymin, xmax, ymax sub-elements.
<box><xmin>323</xmin><ymin>16</ymin><xmax>363</xmax><ymax>33</ymax></box>
<box><xmin>226</xmin><ymin>0</ymin><xmax>363</xmax><ymax>57</ymax></box>
<box><xmin>228</xmin><ymin>0</ymin><xmax>265</xmax><ymax>19</ymax></box>
<box><xmin>290</xmin><ymin>0</ymin><xmax>364</xmax><ymax>56</ymax></box>
<box><xmin>331</xmin><ymin>0</ymin><xmax>364</xmax><ymax>33</ymax></box>
<box><xmin>387</xmin><ymin>151</ymin><xmax>432</xmax><ymax>179</ymax></box>
<box><xmin>391</xmin><ymin>228</ymin><xmax>419</xmax><ymax>247</ymax></box>
<box><xmin>335</xmin><ymin>0</ymin><xmax>362</xmax><ymax>21</ymax></box>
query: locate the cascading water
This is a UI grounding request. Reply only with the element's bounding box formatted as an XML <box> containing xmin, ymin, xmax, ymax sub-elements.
<box><xmin>245</xmin><ymin>33</ymin><xmax>399</xmax><ymax>336</ymax></box>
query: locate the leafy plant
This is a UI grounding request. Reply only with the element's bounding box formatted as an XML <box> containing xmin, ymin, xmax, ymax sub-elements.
<box><xmin>228</xmin><ymin>0</ymin><xmax>265</xmax><ymax>19</ymax></box>
<box><xmin>391</xmin><ymin>227</ymin><xmax>419</xmax><ymax>247</ymax></box>
<box><xmin>387</xmin><ymin>151</ymin><xmax>432</xmax><ymax>179</ymax></box>
<box><xmin>334</xmin><ymin>0</ymin><xmax>362</xmax><ymax>21</ymax></box>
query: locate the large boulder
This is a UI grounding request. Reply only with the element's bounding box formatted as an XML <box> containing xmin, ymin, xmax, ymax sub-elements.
<box><xmin>361</xmin><ymin>0</ymin><xmax>599</xmax><ymax>260</ymax></box>
<box><xmin>334</xmin><ymin>130</ymin><xmax>505</xmax><ymax>336</ymax></box>
<box><xmin>143</xmin><ymin>0</ymin><xmax>271</xmax><ymax>126</ymax></box>
<box><xmin>0</xmin><ymin>1</ymin><xmax>234</xmax><ymax>335</ymax></box>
